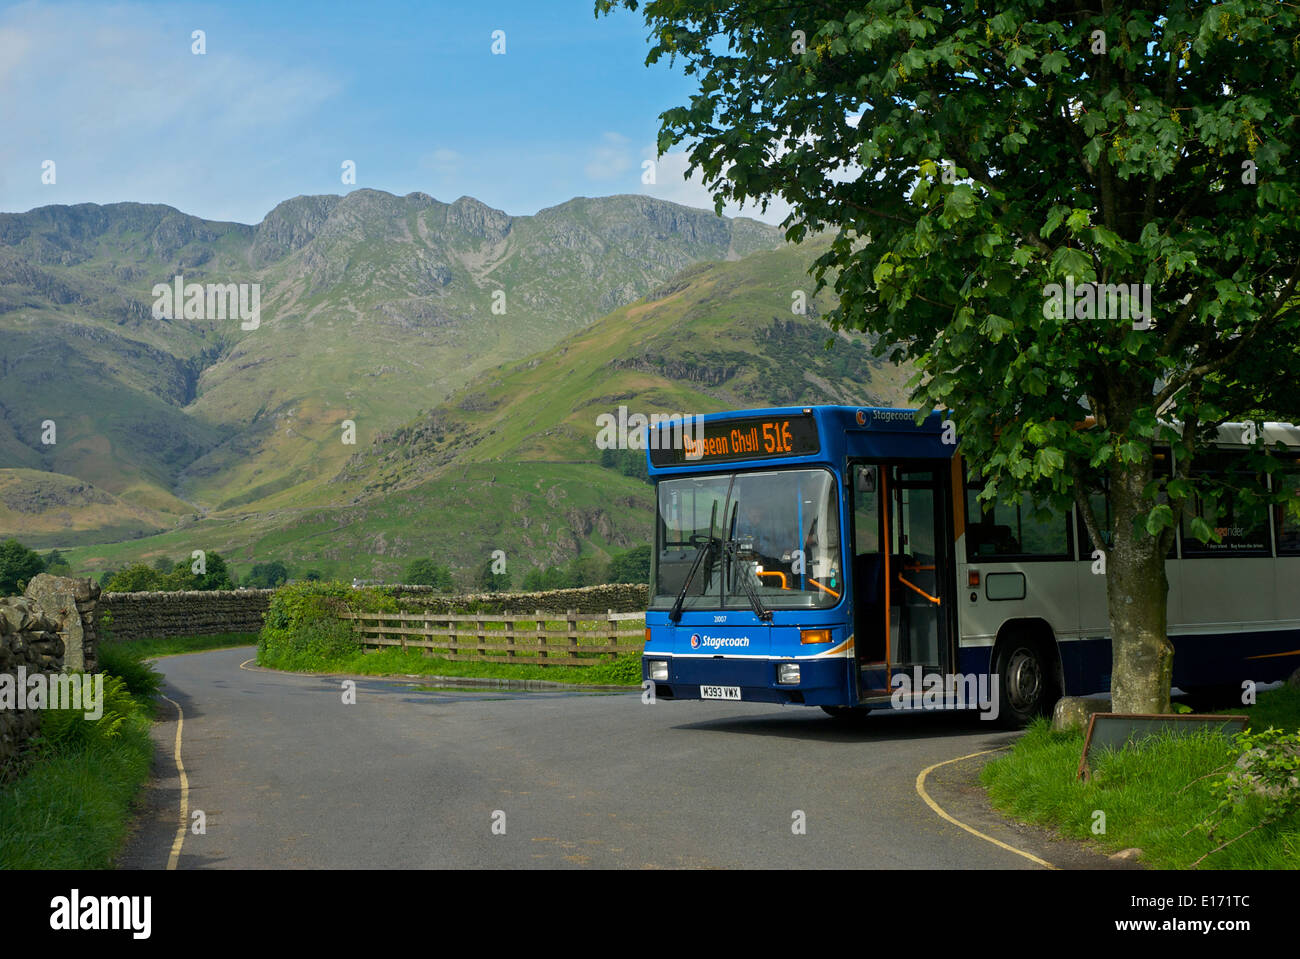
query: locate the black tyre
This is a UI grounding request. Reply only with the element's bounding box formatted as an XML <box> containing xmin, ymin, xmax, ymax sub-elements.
<box><xmin>821</xmin><ymin>705</ymin><xmax>871</xmax><ymax>723</ymax></box>
<box><xmin>1179</xmin><ymin>684</ymin><xmax>1243</xmax><ymax>711</ymax></box>
<box><xmin>994</xmin><ymin>638</ymin><xmax>1056</xmax><ymax>728</ymax></box>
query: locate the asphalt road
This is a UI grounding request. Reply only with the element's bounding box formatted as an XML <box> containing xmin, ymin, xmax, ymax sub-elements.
<box><xmin>119</xmin><ymin>647</ymin><xmax>1128</xmax><ymax>869</ymax></box>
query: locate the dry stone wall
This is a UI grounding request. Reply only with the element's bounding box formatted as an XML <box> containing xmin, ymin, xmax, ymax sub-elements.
<box><xmin>101</xmin><ymin>589</ymin><xmax>274</xmax><ymax>641</ymax></box>
<box><xmin>0</xmin><ymin>597</ymin><xmax>65</xmax><ymax>769</ymax></box>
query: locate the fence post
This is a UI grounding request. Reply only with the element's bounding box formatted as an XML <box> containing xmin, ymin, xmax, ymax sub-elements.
<box><xmin>608</xmin><ymin>608</ymin><xmax>617</xmax><ymax>661</ymax></box>
<box><xmin>567</xmin><ymin>608</ymin><xmax>578</xmax><ymax>663</ymax></box>
<box><xmin>476</xmin><ymin>615</ymin><xmax>485</xmax><ymax>660</ymax></box>
<box><xmin>399</xmin><ymin>611</ymin><xmax>408</xmax><ymax>652</ymax></box>
<box><xmin>536</xmin><ymin>609</ymin><xmax>546</xmax><ymax>663</ymax></box>
<box><xmin>506</xmin><ymin>611</ymin><xmax>516</xmax><ymax>660</ymax></box>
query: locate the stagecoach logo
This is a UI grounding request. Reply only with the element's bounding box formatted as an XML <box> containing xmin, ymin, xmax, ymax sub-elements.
<box><xmin>692</xmin><ymin>634</ymin><xmax>751</xmax><ymax>649</ymax></box>
<box><xmin>856</xmin><ymin>409</ymin><xmax>915</xmax><ymax>427</ymax></box>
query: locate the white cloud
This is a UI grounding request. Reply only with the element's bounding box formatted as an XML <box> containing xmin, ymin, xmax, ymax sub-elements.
<box><xmin>420</xmin><ymin>148</ymin><xmax>464</xmax><ymax>178</ymax></box>
<box><xmin>640</xmin><ymin>147</ymin><xmax>796</xmax><ymax>226</ymax></box>
<box><xmin>0</xmin><ymin>2</ymin><xmax>339</xmax><ymax>221</ymax></box>
<box><xmin>584</xmin><ymin>131</ymin><xmax>634</xmax><ymax>181</ymax></box>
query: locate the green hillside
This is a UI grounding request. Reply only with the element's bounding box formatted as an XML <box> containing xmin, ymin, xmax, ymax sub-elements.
<box><xmin>0</xmin><ymin>191</ymin><xmax>784</xmax><ymax>535</ymax></box>
<box><xmin>58</xmin><ymin>237</ymin><xmax>912</xmax><ymax>585</ymax></box>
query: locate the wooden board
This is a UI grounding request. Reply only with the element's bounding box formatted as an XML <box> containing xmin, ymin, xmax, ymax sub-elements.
<box><xmin>1077</xmin><ymin>712</ymin><xmax>1249</xmax><ymax>780</ymax></box>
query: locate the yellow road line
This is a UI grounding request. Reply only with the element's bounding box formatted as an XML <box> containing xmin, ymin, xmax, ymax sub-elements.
<box><xmin>915</xmin><ymin>748</ymin><xmax>1056</xmax><ymax>870</ymax></box>
<box><xmin>238</xmin><ymin>658</ymin><xmax>256</xmax><ymax>670</ymax></box>
<box><xmin>162</xmin><ymin>695</ymin><xmax>189</xmax><ymax>870</ymax></box>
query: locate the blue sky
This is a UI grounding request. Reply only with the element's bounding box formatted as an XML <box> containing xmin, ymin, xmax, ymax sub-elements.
<box><xmin>0</xmin><ymin>0</ymin><xmax>792</xmax><ymax>224</ymax></box>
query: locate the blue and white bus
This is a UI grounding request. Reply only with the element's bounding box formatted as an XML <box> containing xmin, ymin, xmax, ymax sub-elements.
<box><xmin>641</xmin><ymin>406</ymin><xmax>1300</xmax><ymax>724</ymax></box>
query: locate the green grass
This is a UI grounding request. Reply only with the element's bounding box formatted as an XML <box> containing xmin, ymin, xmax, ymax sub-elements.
<box><xmin>980</xmin><ymin>685</ymin><xmax>1300</xmax><ymax>869</ymax></box>
<box><xmin>0</xmin><ymin>677</ymin><xmax>156</xmax><ymax>869</ymax></box>
<box><xmin>259</xmin><ymin>644</ymin><xmax>643</xmax><ymax>686</ymax></box>
<box><xmin>103</xmin><ymin>632</ymin><xmax>259</xmax><ymax>661</ymax></box>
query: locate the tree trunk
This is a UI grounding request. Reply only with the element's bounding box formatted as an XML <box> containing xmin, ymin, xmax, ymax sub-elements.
<box><xmin>1106</xmin><ymin>448</ymin><xmax>1174</xmax><ymax>713</ymax></box>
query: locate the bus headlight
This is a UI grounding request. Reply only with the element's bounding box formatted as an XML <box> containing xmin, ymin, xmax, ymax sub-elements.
<box><xmin>777</xmin><ymin>663</ymin><xmax>801</xmax><ymax>685</ymax></box>
<box><xmin>649</xmin><ymin>660</ymin><xmax>669</xmax><ymax>682</ymax></box>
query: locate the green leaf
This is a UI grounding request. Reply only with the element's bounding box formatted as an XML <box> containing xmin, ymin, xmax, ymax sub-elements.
<box><xmin>1189</xmin><ymin>516</ymin><xmax>1217</xmax><ymax>543</ymax></box>
<box><xmin>1145</xmin><ymin>504</ymin><xmax>1174</xmax><ymax>535</ymax></box>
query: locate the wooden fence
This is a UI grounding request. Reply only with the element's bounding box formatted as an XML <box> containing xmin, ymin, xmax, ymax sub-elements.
<box><xmin>341</xmin><ymin>608</ymin><xmax>646</xmax><ymax>666</ymax></box>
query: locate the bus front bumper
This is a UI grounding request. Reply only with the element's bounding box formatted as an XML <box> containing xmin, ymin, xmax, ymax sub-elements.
<box><xmin>641</xmin><ymin>655</ymin><xmax>849</xmax><ymax>706</ymax></box>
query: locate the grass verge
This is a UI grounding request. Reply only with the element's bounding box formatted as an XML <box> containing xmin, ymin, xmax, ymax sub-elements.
<box><xmin>980</xmin><ymin>684</ymin><xmax>1300</xmax><ymax>869</ymax></box>
<box><xmin>103</xmin><ymin>631</ymin><xmax>259</xmax><ymax>661</ymax></box>
<box><xmin>0</xmin><ymin>650</ymin><xmax>162</xmax><ymax>869</ymax></box>
<box><xmin>258</xmin><ymin>645</ymin><xmax>642</xmax><ymax>685</ymax></box>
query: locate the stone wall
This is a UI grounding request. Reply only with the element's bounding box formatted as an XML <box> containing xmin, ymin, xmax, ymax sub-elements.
<box><xmin>392</xmin><ymin>584</ymin><xmax>649</xmax><ymax>615</ymax></box>
<box><xmin>24</xmin><ymin>574</ymin><xmax>100</xmax><ymax>671</ymax></box>
<box><xmin>101</xmin><ymin>589</ymin><xmax>274</xmax><ymax>642</ymax></box>
<box><xmin>88</xmin><ymin>584</ymin><xmax>645</xmax><ymax>642</ymax></box>
<box><xmin>0</xmin><ymin>597</ymin><xmax>65</xmax><ymax>770</ymax></box>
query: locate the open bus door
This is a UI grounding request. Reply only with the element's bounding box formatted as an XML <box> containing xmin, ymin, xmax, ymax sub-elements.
<box><xmin>850</xmin><ymin>463</ymin><xmax>955</xmax><ymax>702</ymax></box>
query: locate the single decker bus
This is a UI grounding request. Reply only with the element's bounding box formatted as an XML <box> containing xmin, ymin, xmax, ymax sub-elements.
<box><xmin>642</xmin><ymin>405</ymin><xmax>1300</xmax><ymax>724</ymax></box>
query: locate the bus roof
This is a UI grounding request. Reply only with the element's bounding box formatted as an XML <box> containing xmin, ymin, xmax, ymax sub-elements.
<box><xmin>644</xmin><ymin>406</ymin><xmax>1300</xmax><ymax>477</ymax></box>
<box><xmin>645</xmin><ymin>405</ymin><xmax>954</xmax><ymax>476</ymax></box>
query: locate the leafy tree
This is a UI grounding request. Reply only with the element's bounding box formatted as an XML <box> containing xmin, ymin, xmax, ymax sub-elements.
<box><xmin>571</xmin><ymin>554</ymin><xmax>612</xmax><ymax>587</ymax></box>
<box><xmin>244</xmin><ymin>561</ymin><xmax>289</xmax><ymax>589</ymax></box>
<box><xmin>198</xmin><ymin>552</ymin><xmax>236</xmax><ymax>590</ymax></box>
<box><xmin>609</xmin><ymin>545</ymin><xmax>651</xmax><ymax>584</ymax></box>
<box><xmin>477</xmin><ymin>558</ymin><xmax>512</xmax><ymax>593</ymax></box>
<box><xmin>405</xmin><ymin>558</ymin><xmax>454</xmax><ymax>590</ymax></box>
<box><xmin>98</xmin><ymin>569</ymin><xmax>118</xmax><ymax>589</ymax></box>
<box><xmin>304</xmin><ymin>570</ymin><xmax>323</xmax><ymax>582</ymax></box>
<box><xmin>152</xmin><ymin>556</ymin><xmax>174</xmax><ymax>574</ymax></box>
<box><xmin>601</xmin><ymin>1</ymin><xmax>1300</xmax><ymax>713</ymax></box>
<box><xmin>0</xmin><ymin>539</ymin><xmax>45</xmax><ymax>594</ymax></box>
<box><xmin>599</xmin><ymin>447</ymin><xmax>650</xmax><ymax>483</ymax></box>
<box><xmin>42</xmin><ymin>549</ymin><xmax>72</xmax><ymax>577</ymax></box>
<box><xmin>105</xmin><ymin>564</ymin><xmax>163</xmax><ymax>592</ymax></box>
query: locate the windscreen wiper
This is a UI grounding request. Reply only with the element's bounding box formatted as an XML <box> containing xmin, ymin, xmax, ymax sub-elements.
<box><xmin>723</xmin><ymin>539</ymin><xmax>772</xmax><ymax>623</ymax></box>
<box><xmin>669</xmin><ymin>535</ymin><xmax>717</xmax><ymax>623</ymax></box>
<box><xmin>669</xmin><ymin>500</ymin><xmax>719</xmax><ymax>624</ymax></box>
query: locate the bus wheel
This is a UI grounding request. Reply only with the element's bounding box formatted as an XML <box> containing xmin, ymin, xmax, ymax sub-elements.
<box><xmin>1179</xmin><ymin>685</ymin><xmax>1243</xmax><ymax>711</ymax></box>
<box><xmin>821</xmin><ymin>706</ymin><xmax>871</xmax><ymax>723</ymax></box>
<box><xmin>995</xmin><ymin>640</ymin><xmax>1051</xmax><ymax>727</ymax></box>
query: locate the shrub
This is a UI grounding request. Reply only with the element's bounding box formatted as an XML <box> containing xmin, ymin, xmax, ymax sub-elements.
<box><xmin>258</xmin><ymin>580</ymin><xmax>398</xmax><ymax>669</ymax></box>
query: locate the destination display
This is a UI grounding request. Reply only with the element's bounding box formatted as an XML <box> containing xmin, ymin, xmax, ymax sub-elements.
<box><xmin>648</xmin><ymin>414</ymin><xmax>821</xmax><ymax>466</ymax></box>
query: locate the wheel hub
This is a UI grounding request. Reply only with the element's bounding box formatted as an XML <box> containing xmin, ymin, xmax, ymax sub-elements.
<box><xmin>1006</xmin><ymin>648</ymin><xmax>1042</xmax><ymax>711</ymax></box>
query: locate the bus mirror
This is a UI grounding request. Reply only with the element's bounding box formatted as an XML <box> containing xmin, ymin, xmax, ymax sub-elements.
<box><xmin>856</xmin><ymin>467</ymin><xmax>877</xmax><ymax>494</ymax></box>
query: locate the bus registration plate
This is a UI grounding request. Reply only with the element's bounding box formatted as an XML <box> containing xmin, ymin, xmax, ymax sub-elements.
<box><xmin>700</xmin><ymin>685</ymin><xmax>741</xmax><ymax>700</ymax></box>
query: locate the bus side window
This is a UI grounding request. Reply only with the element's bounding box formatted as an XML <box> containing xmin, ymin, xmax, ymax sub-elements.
<box><xmin>853</xmin><ymin>465</ymin><xmax>880</xmax><ymax>555</ymax></box>
<box><xmin>1276</xmin><ymin>469</ymin><xmax>1300</xmax><ymax>555</ymax></box>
